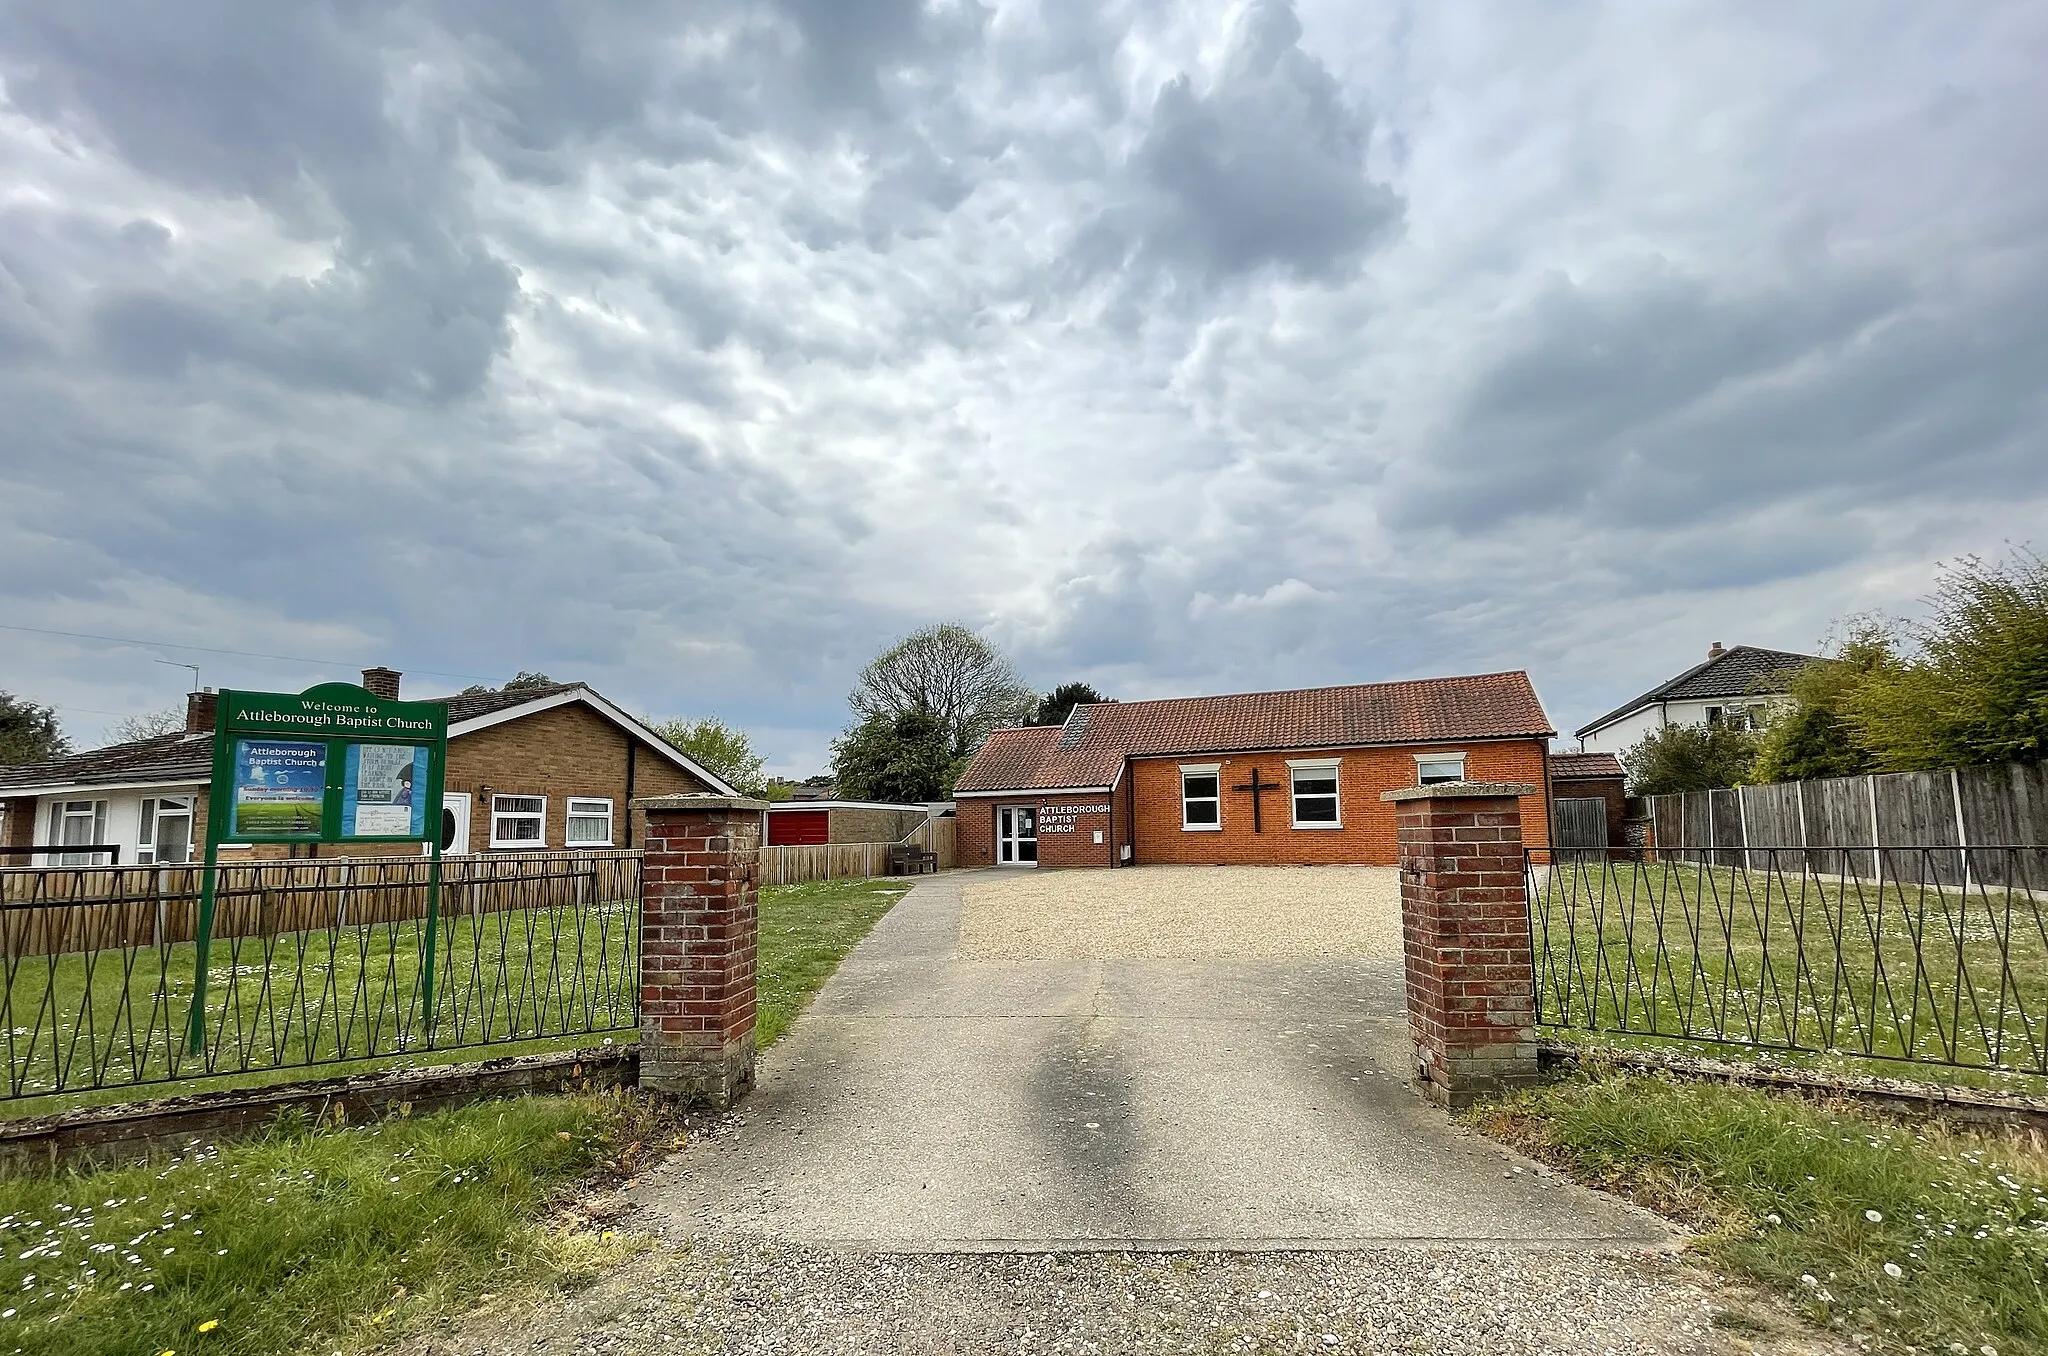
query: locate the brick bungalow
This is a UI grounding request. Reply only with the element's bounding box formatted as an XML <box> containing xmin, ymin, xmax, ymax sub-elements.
<box><xmin>952</xmin><ymin>672</ymin><xmax>1555</xmax><ymax>868</ymax></box>
<box><xmin>0</xmin><ymin>668</ymin><xmax>734</xmax><ymax>865</ymax></box>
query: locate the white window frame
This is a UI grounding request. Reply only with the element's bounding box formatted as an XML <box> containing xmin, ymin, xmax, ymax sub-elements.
<box><xmin>137</xmin><ymin>795</ymin><xmax>195</xmax><ymax>865</ymax></box>
<box><xmin>564</xmin><ymin>796</ymin><xmax>614</xmax><ymax>847</ymax></box>
<box><xmin>1415</xmin><ymin>752</ymin><xmax>1467</xmax><ymax>785</ymax></box>
<box><xmin>490</xmin><ymin>794</ymin><xmax>548</xmax><ymax>849</ymax></box>
<box><xmin>1179</xmin><ymin>763</ymin><xmax>1222</xmax><ymax>831</ymax></box>
<box><xmin>50</xmin><ymin>799</ymin><xmax>109</xmax><ymax>866</ymax></box>
<box><xmin>1286</xmin><ymin>758</ymin><xmax>1343</xmax><ymax>829</ymax></box>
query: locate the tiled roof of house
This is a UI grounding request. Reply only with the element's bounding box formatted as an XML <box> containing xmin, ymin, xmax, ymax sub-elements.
<box><xmin>0</xmin><ymin>731</ymin><xmax>215</xmax><ymax>792</ymax></box>
<box><xmin>441</xmin><ymin>681</ymin><xmax>580</xmax><ymax>724</ymax></box>
<box><xmin>954</xmin><ymin>672</ymin><xmax>1554</xmax><ymax>793</ymax></box>
<box><xmin>1</xmin><ymin>681</ymin><xmax>592</xmax><ymax>795</ymax></box>
<box><xmin>1549</xmin><ymin>751</ymin><xmax>1624</xmax><ymax>781</ymax></box>
<box><xmin>1574</xmin><ymin>645</ymin><xmax>1817</xmax><ymax>738</ymax></box>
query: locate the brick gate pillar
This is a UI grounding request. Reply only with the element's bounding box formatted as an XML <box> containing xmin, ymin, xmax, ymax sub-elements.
<box><xmin>632</xmin><ymin>794</ymin><xmax>769</xmax><ymax>1106</ymax></box>
<box><xmin>1381</xmin><ymin>782</ymin><xmax>1541</xmax><ymax>1110</ymax></box>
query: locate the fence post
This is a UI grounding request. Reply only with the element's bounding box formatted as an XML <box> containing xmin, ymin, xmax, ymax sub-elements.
<box><xmin>632</xmin><ymin>794</ymin><xmax>768</xmax><ymax>1107</ymax></box>
<box><xmin>1383</xmin><ymin>782</ymin><xmax>1541</xmax><ymax>1110</ymax></box>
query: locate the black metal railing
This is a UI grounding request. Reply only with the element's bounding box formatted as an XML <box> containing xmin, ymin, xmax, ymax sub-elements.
<box><xmin>1527</xmin><ymin>845</ymin><xmax>2048</xmax><ymax>1082</ymax></box>
<box><xmin>0</xmin><ymin>851</ymin><xmax>640</xmax><ymax>1104</ymax></box>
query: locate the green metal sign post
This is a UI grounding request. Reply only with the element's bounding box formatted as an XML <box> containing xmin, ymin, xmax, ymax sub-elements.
<box><xmin>185</xmin><ymin>683</ymin><xmax>448</xmax><ymax>1061</ymax></box>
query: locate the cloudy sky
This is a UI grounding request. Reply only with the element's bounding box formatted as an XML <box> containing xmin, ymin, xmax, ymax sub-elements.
<box><xmin>2</xmin><ymin>1</ymin><xmax>2043</xmax><ymax>773</ymax></box>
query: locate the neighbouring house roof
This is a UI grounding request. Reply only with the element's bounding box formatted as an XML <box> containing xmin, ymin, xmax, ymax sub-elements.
<box><xmin>0</xmin><ymin>681</ymin><xmax>738</xmax><ymax>798</ymax></box>
<box><xmin>1549</xmin><ymin>751</ymin><xmax>1625</xmax><ymax>781</ymax></box>
<box><xmin>0</xmin><ymin>731</ymin><xmax>214</xmax><ymax>795</ymax></box>
<box><xmin>1573</xmin><ymin>646</ymin><xmax>1819</xmax><ymax>739</ymax></box>
<box><xmin>954</xmin><ymin>672</ymin><xmax>1554</xmax><ymax>794</ymax></box>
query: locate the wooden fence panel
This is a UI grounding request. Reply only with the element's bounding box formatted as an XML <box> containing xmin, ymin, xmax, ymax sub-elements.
<box><xmin>1738</xmin><ymin>782</ymin><xmax>1802</xmax><ymax>868</ymax></box>
<box><xmin>0</xmin><ymin>849</ymin><xmax>642</xmax><ymax>957</ymax></box>
<box><xmin>1805</xmin><ymin>777</ymin><xmax>1878</xmax><ymax>879</ymax></box>
<box><xmin>1643</xmin><ymin>760</ymin><xmax>2046</xmax><ymax>881</ymax></box>
<box><xmin>1873</xmin><ymin>770</ymin><xmax>1963</xmax><ymax>886</ymax></box>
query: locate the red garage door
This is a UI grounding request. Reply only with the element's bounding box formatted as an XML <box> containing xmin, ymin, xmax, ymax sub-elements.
<box><xmin>767</xmin><ymin>808</ymin><xmax>829</xmax><ymax>846</ymax></box>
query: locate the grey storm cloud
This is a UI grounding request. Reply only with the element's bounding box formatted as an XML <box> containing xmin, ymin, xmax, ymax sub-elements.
<box><xmin>2</xmin><ymin>0</ymin><xmax>2046</xmax><ymax>771</ymax></box>
<box><xmin>1072</xmin><ymin>0</ymin><xmax>1401</xmax><ymax>288</ymax></box>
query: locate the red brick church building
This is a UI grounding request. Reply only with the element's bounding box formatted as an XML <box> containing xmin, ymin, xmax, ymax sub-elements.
<box><xmin>952</xmin><ymin>672</ymin><xmax>1555</xmax><ymax>868</ymax></box>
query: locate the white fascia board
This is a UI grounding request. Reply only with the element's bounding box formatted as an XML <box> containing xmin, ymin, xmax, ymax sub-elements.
<box><xmin>953</xmin><ymin>786</ymin><xmax>1111</xmax><ymax>799</ymax></box>
<box><xmin>1</xmin><ymin>778</ymin><xmax>208</xmax><ymax>798</ymax></box>
<box><xmin>767</xmin><ymin>800</ymin><xmax>929</xmax><ymax>812</ymax></box>
<box><xmin>448</xmin><ymin>687</ymin><xmax>739</xmax><ymax>796</ymax></box>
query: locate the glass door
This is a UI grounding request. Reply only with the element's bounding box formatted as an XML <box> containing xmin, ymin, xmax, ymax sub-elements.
<box><xmin>997</xmin><ymin>805</ymin><xmax>1038</xmax><ymax>866</ymax></box>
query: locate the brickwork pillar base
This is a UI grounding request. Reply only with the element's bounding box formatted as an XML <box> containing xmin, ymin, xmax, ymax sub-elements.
<box><xmin>1382</xmin><ymin>783</ymin><xmax>1542</xmax><ymax>1111</ymax></box>
<box><xmin>632</xmin><ymin>794</ymin><xmax>769</xmax><ymax>1109</ymax></box>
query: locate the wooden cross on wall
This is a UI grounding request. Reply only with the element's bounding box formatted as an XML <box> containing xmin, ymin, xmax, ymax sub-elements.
<box><xmin>1233</xmin><ymin>766</ymin><xmax>1280</xmax><ymax>832</ymax></box>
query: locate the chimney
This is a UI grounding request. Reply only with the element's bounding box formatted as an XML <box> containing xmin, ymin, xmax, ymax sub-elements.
<box><xmin>1707</xmin><ymin>641</ymin><xmax>1726</xmax><ymax>661</ymax></box>
<box><xmin>361</xmin><ymin>667</ymin><xmax>402</xmax><ymax>699</ymax></box>
<box><xmin>185</xmin><ymin>688</ymin><xmax>217</xmax><ymax>734</ymax></box>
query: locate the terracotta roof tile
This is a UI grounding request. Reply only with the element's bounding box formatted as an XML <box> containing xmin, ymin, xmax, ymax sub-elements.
<box><xmin>954</xmin><ymin>672</ymin><xmax>1553</xmax><ymax>793</ymax></box>
<box><xmin>1548</xmin><ymin>751</ymin><xmax>1624</xmax><ymax>781</ymax></box>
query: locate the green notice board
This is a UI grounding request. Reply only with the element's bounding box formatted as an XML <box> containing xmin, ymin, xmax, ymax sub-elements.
<box><xmin>189</xmin><ymin>682</ymin><xmax>452</xmax><ymax>1056</ymax></box>
<box><xmin>206</xmin><ymin>683</ymin><xmax>447</xmax><ymax>845</ymax></box>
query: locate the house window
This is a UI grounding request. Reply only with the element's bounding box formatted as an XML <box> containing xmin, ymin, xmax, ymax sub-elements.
<box><xmin>137</xmin><ymin>796</ymin><xmax>194</xmax><ymax>865</ymax></box>
<box><xmin>1415</xmin><ymin>753</ymin><xmax>1467</xmax><ymax>785</ymax></box>
<box><xmin>490</xmin><ymin>795</ymin><xmax>546</xmax><ymax>848</ymax></box>
<box><xmin>565</xmin><ymin>797</ymin><xmax>613</xmax><ymax>846</ymax></box>
<box><xmin>1287</xmin><ymin>759</ymin><xmax>1342</xmax><ymax>828</ymax></box>
<box><xmin>1180</xmin><ymin>764</ymin><xmax>1221</xmax><ymax>830</ymax></box>
<box><xmin>50</xmin><ymin>799</ymin><xmax>108</xmax><ymax>865</ymax></box>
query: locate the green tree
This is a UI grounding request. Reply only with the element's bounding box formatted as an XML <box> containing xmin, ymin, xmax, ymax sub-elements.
<box><xmin>1027</xmin><ymin>681</ymin><xmax>1109</xmax><ymax>726</ymax></box>
<box><xmin>653</xmin><ymin>716</ymin><xmax>772</xmax><ymax>797</ymax></box>
<box><xmin>831</xmin><ymin>709</ymin><xmax>957</xmax><ymax>803</ymax></box>
<box><xmin>848</xmin><ymin>623</ymin><xmax>1034</xmax><ymax>761</ymax></box>
<box><xmin>0</xmin><ymin>692</ymin><xmax>69</xmax><ymax>765</ymax></box>
<box><xmin>1840</xmin><ymin>550</ymin><xmax>2048</xmax><ymax>770</ymax></box>
<box><xmin>1749</xmin><ymin>622</ymin><xmax>1893</xmax><ymax>782</ymax></box>
<box><xmin>1621</xmin><ymin>721</ymin><xmax>1760</xmax><ymax>796</ymax></box>
<box><xmin>459</xmin><ymin>671</ymin><xmax>558</xmax><ymax>696</ymax></box>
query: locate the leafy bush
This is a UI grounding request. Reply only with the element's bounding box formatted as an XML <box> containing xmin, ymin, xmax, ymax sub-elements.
<box><xmin>1622</xmin><ymin>720</ymin><xmax>1760</xmax><ymax>795</ymax></box>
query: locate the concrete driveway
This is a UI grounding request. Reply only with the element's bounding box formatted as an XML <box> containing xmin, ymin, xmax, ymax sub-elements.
<box><xmin>635</xmin><ymin>868</ymin><xmax>1668</xmax><ymax>1251</ymax></box>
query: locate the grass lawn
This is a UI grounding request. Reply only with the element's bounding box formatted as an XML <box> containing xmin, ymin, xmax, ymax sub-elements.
<box><xmin>2</xmin><ymin>901</ymin><xmax>638</xmax><ymax>1112</ymax></box>
<box><xmin>0</xmin><ymin>1091</ymin><xmax>668</xmax><ymax>1356</ymax></box>
<box><xmin>0</xmin><ymin>873</ymin><xmax>914</xmax><ymax>1354</ymax></box>
<box><xmin>1531</xmin><ymin>858</ymin><xmax>2048</xmax><ymax>1093</ymax></box>
<box><xmin>754</xmin><ymin>876</ymin><xmax>912</xmax><ymax>1048</ymax></box>
<box><xmin>1471</xmin><ymin>1070</ymin><xmax>2048</xmax><ymax>1356</ymax></box>
<box><xmin>3</xmin><ymin>874</ymin><xmax>913</xmax><ymax>1113</ymax></box>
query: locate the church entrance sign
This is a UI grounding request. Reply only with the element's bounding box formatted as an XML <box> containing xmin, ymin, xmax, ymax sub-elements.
<box><xmin>188</xmin><ymin>683</ymin><xmax>449</xmax><ymax>1054</ymax></box>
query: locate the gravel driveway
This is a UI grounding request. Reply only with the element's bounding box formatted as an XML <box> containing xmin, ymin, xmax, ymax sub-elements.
<box><xmin>408</xmin><ymin>1234</ymin><xmax>1839</xmax><ymax>1356</ymax></box>
<box><xmin>959</xmin><ymin>865</ymin><xmax>1403</xmax><ymax>961</ymax></box>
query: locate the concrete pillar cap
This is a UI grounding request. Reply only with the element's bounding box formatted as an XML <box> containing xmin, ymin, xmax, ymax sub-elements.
<box><xmin>631</xmin><ymin>794</ymin><xmax>772</xmax><ymax>813</ymax></box>
<box><xmin>1381</xmin><ymin>781</ymin><xmax>1537</xmax><ymax>802</ymax></box>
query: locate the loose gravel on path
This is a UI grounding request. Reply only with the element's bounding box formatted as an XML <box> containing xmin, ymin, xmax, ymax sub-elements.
<box><xmin>403</xmin><ymin>1231</ymin><xmax>1843</xmax><ymax>1356</ymax></box>
<box><xmin>958</xmin><ymin>865</ymin><xmax>1403</xmax><ymax>961</ymax></box>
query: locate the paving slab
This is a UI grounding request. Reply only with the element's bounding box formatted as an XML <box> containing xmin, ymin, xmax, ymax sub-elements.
<box><xmin>633</xmin><ymin>870</ymin><xmax>1672</xmax><ymax>1252</ymax></box>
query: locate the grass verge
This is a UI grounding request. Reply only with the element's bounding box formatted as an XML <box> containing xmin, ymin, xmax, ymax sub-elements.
<box><xmin>1470</xmin><ymin>1069</ymin><xmax>2048</xmax><ymax>1355</ymax></box>
<box><xmin>0</xmin><ymin>1090</ymin><xmax>670</xmax><ymax>1356</ymax></box>
<box><xmin>0</xmin><ymin>873</ymin><xmax>914</xmax><ymax>1353</ymax></box>
<box><xmin>755</xmin><ymin>876</ymin><xmax>913</xmax><ymax>1048</ymax></box>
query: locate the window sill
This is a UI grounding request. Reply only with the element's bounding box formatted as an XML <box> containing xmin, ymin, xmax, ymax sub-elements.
<box><xmin>489</xmin><ymin>841</ymin><xmax>547</xmax><ymax>851</ymax></box>
<box><xmin>1291</xmin><ymin>822</ymin><xmax>1345</xmax><ymax>831</ymax></box>
<box><xmin>1180</xmin><ymin>824</ymin><xmax>1223</xmax><ymax>832</ymax></box>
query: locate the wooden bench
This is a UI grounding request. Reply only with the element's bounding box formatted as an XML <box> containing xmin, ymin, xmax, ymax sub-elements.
<box><xmin>888</xmin><ymin>843</ymin><xmax>938</xmax><ymax>876</ymax></box>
